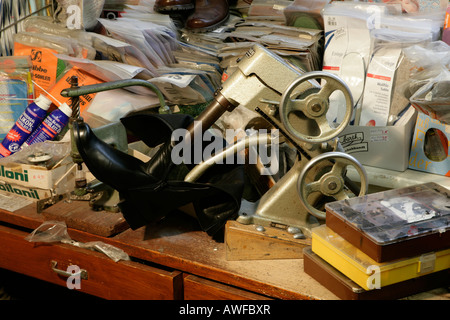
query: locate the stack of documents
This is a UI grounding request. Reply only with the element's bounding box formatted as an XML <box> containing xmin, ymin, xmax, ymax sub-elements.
<box><xmin>97</xmin><ymin>9</ymin><xmax>225</xmax><ymax>105</ymax></box>
<box><xmin>179</xmin><ymin>14</ymin><xmax>323</xmax><ymax>87</ymax></box>
<box><xmin>221</xmin><ymin>20</ymin><xmax>323</xmax><ymax>72</ymax></box>
<box><xmin>98</xmin><ymin>17</ymin><xmax>179</xmax><ymax>76</ymax></box>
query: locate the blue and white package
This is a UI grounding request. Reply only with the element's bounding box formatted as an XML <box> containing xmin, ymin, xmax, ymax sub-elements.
<box><xmin>23</xmin><ymin>103</ymin><xmax>72</xmax><ymax>147</ymax></box>
<box><xmin>0</xmin><ymin>95</ymin><xmax>52</xmax><ymax>158</ymax></box>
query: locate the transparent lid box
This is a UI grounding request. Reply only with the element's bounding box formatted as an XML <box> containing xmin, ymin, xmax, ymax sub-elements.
<box><xmin>325</xmin><ymin>182</ymin><xmax>450</xmax><ymax>262</ymax></box>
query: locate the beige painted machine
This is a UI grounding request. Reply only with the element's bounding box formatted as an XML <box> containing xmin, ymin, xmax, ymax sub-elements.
<box><xmin>185</xmin><ymin>44</ymin><xmax>368</xmax><ymax>238</ymax></box>
<box><xmin>61</xmin><ymin>44</ymin><xmax>368</xmax><ymax>239</ymax></box>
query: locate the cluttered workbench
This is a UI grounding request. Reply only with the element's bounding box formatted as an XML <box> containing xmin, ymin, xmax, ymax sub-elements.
<box><xmin>0</xmin><ymin>0</ymin><xmax>449</xmax><ymax>302</ymax></box>
<box><xmin>0</xmin><ymin>195</ymin><xmax>332</xmax><ymax>300</ymax></box>
<box><xmin>0</xmin><ymin>170</ymin><xmax>449</xmax><ymax>301</ymax></box>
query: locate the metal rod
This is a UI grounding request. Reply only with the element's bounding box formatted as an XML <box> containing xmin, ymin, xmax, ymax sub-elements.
<box><xmin>184</xmin><ymin>133</ymin><xmax>274</xmax><ymax>183</ymax></box>
<box><xmin>0</xmin><ymin>3</ymin><xmax>54</xmax><ymax>34</ymax></box>
<box><xmin>60</xmin><ymin>79</ymin><xmax>167</xmax><ymax>110</ymax></box>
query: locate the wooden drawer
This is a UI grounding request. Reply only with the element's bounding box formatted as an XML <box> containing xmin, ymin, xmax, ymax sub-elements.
<box><xmin>0</xmin><ymin>225</ymin><xmax>182</xmax><ymax>300</ymax></box>
<box><xmin>183</xmin><ymin>274</ymin><xmax>272</xmax><ymax>300</ymax></box>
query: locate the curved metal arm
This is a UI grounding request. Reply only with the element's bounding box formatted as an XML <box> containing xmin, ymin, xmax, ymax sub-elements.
<box><xmin>60</xmin><ymin>79</ymin><xmax>167</xmax><ymax>111</ymax></box>
<box><xmin>184</xmin><ymin>133</ymin><xmax>275</xmax><ymax>183</ymax></box>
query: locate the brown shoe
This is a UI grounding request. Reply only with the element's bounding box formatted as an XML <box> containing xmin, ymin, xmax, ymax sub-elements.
<box><xmin>154</xmin><ymin>0</ymin><xmax>194</xmax><ymax>13</ymax></box>
<box><xmin>185</xmin><ymin>0</ymin><xmax>229</xmax><ymax>32</ymax></box>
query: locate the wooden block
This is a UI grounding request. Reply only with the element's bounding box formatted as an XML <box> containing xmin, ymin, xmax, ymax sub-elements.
<box><xmin>225</xmin><ymin>220</ymin><xmax>311</xmax><ymax>261</ymax></box>
<box><xmin>42</xmin><ymin>200</ymin><xmax>129</xmax><ymax>237</ymax></box>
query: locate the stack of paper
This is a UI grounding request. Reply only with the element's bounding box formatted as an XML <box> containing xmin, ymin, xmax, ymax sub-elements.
<box><xmin>178</xmin><ymin>16</ymin><xmax>323</xmax><ymax>91</ymax></box>
<box><xmin>223</xmin><ymin>20</ymin><xmax>323</xmax><ymax>72</ymax></box>
<box><xmin>98</xmin><ymin>17</ymin><xmax>178</xmax><ymax>75</ymax></box>
<box><xmin>97</xmin><ymin>12</ymin><xmax>225</xmax><ymax>105</ymax></box>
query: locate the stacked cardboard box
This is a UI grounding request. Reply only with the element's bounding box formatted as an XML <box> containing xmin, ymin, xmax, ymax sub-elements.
<box><xmin>0</xmin><ymin>142</ymin><xmax>76</xmax><ymax>202</ymax></box>
<box><xmin>304</xmin><ymin>182</ymin><xmax>450</xmax><ymax>300</ymax></box>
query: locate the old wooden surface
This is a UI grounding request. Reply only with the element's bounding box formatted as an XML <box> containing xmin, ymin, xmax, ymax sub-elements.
<box><xmin>0</xmin><ymin>201</ymin><xmax>338</xmax><ymax>300</ymax></box>
<box><xmin>42</xmin><ymin>200</ymin><xmax>129</xmax><ymax>237</ymax></box>
<box><xmin>2</xmin><ymin>201</ymin><xmax>449</xmax><ymax>300</ymax></box>
<box><xmin>0</xmin><ymin>224</ymin><xmax>183</xmax><ymax>300</ymax></box>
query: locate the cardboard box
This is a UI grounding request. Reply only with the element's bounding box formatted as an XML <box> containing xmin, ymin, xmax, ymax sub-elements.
<box><xmin>0</xmin><ymin>160</ymin><xmax>76</xmax><ymax>190</ymax></box>
<box><xmin>0</xmin><ymin>164</ymin><xmax>76</xmax><ymax>201</ymax></box>
<box><xmin>0</xmin><ymin>142</ymin><xmax>77</xmax><ymax>200</ymax></box>
<box><xmin>0</xmin><ymin>181</ymin><xmax>55</xmax><ymax>201</ymax></box>
<box><xmin>338</xmin><ymin>106</ymin><xmax>417</xmax><ymax>172</ymax></box>
<box><xmin>408</xmin><ymin>112</ymin><xmax>450</xmax><ymax>176</ymax></box>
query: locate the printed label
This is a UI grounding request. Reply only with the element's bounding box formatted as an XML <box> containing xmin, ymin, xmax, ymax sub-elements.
<box><xmin>359</xmin><ymin>47</ymin><xmax>402</xmax><ymax>126</ymax></box>
<box><xmin>14</xmin><ymin>44</ymin><xmax>59</xmax><ymax>97</ymax></box>
<box><xmin>339</xmin><ymin>132</ymin><xmax>368</xmax><ymax>153</ymax></box>
<box><xmin>48</xmin><ymin>67</ymin><xmax>102</xmax><ymax>113</ymax></box>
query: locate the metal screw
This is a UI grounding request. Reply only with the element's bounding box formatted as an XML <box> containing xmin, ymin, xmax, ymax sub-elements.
<box><xmin>255</xmin><ymin>225</ymin><xmax>265</xmax><ymax>232</ymax></box>
<box><xmin>311</xmin><ymin>103</ymin><xmax>321</xmax><ymax>112</ymax></box>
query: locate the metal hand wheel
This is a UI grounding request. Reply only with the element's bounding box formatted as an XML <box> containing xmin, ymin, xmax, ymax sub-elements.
<box><xmin>297</xmin><ymin>151</ymin><xmax>368</xmax><ymax>220</ymax></box>
<box><xmin>279</xmin><ymin>71</ymin><xmax>353</xmax><ymax>144</ymax></box>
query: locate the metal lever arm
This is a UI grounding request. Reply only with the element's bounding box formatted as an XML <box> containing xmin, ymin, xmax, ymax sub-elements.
<box><xmin>184</xmin><ymin>133</ymin><xmax>275</xmax><ymax>183</ymax></box>
<box><xmin>60</xmin><ymin>79</ymin><xmax>167</xmax><ymax>110</ymax></box>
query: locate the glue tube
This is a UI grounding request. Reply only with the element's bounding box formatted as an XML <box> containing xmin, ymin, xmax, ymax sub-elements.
<box><xmin>0</xmin><ymin>95</ymin><xmax>52</xmax><ymax>158</ymax></box>
<box><xmin>22</xmin><ymin>102</ymin><xmax>72</xmax><ymax>148</ymax></box>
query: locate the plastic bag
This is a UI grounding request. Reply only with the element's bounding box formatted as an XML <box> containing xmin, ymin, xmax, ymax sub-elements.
<box><xmin>284</xmin><ymin>0</ymin><xmax>330</xmax><ymax>29</ymax></box>
<box><xmin>25</xmin><ymin>221</ymin><xmax>130</xmax><ymax>262</ymax></box>
<box><xmin>409</xmin><ymin>71</ymin><xmax>450</xmax><ymax>125</ymax></box>
<box><xmin>22</xmin><ymin>16</ymin><xmax>96</xmax><ymax>60</ymax></box>
<box><xmin>248</xmin><ymin>0</ymin><xmax>292</xmax><ymax>17</ymax></box>
<box><xmin>402</xmin><ymin>41</ymin><xmax>450</xmax><ymax>80</ymax></box>
<box><xmin>0</xmin><ymin>140</ymin><xmax>70</xmax><ymax>166</ymax></box>
<box><xmin>0</xmin><ymin>56</ymin><xmax>34</xmax><ymax>142</ymax></box>
<box><xmin>400</xmin><ymin>41</ymin><xmax>450</xmax><ymax>124</ymax></box>
<box><xmin>98</xmin><ymin>17</ymin><xmax>178</xmax><ymax>73</ymax></box>
<box><xmin>357</xmin><ymin>26</ymin><xmax>431</xmax><ymax>126</ymax></box>
<box><xmin>322</xmin><ymin>1</ymin><xmax>442</xmax><ymax>126</ymax></box>
<box><xmin>90</xmin><ymin>33</ymin><xmax>158</xmax><ymax>73</ymax></box>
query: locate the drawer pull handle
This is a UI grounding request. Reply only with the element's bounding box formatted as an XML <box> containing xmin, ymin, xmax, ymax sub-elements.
<box><xmin>51</xmin><ymin>261</ymin><xmax>88</xmax><ymax>280</ymax></box>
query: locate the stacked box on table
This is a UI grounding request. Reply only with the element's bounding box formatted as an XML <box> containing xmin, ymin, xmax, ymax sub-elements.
<box><xmin>324</xmin><ymin>182</ymin><xmax>450</xmax><ymax>262</ymax></box>
<box><xmin>304</xmin><ymin>182</ymin><xmax>450</xmax><ymax>299</ymax></box>
<box><xmin>0</xmin><ymin>142</ymin><xmax>76</xmax><ymax>201</ymax></box>
<box><xmin>311</xmin><ymin>225</ymin><xmax>450</xmax><ymax>291</ymax></box>
<box><xmin>303</xmin><ymin>247</ymin><xmax>450</xmax><ymax>300</ymax></box>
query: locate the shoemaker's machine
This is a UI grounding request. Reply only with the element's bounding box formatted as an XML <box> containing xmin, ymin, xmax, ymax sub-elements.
<box><xmin>62</xmin><ymin>44</ymin><xmax>368</xmax><ymax>238</ymax></box>
<box><xmin>184</xmin><ymin>44</ymin><xmax>369</xmax><ymax>238</ymax></box>
<box><xmin>60</xmin><ymin>76</ymin><xmax>168</xmax><ymax>213</ymax></box>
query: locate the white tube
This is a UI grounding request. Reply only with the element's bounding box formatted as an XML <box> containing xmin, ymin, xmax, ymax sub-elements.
<box><xmin>184</xmin><ymin>133</ymin><xmax>275</xmax><ymax>183</ymax></box>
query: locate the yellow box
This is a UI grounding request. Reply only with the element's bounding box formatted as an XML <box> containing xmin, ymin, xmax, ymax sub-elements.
<box><xmin>311</xmin><ymin>225</ymin><xmax>450</xmax><ymax>290</ymax></box>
